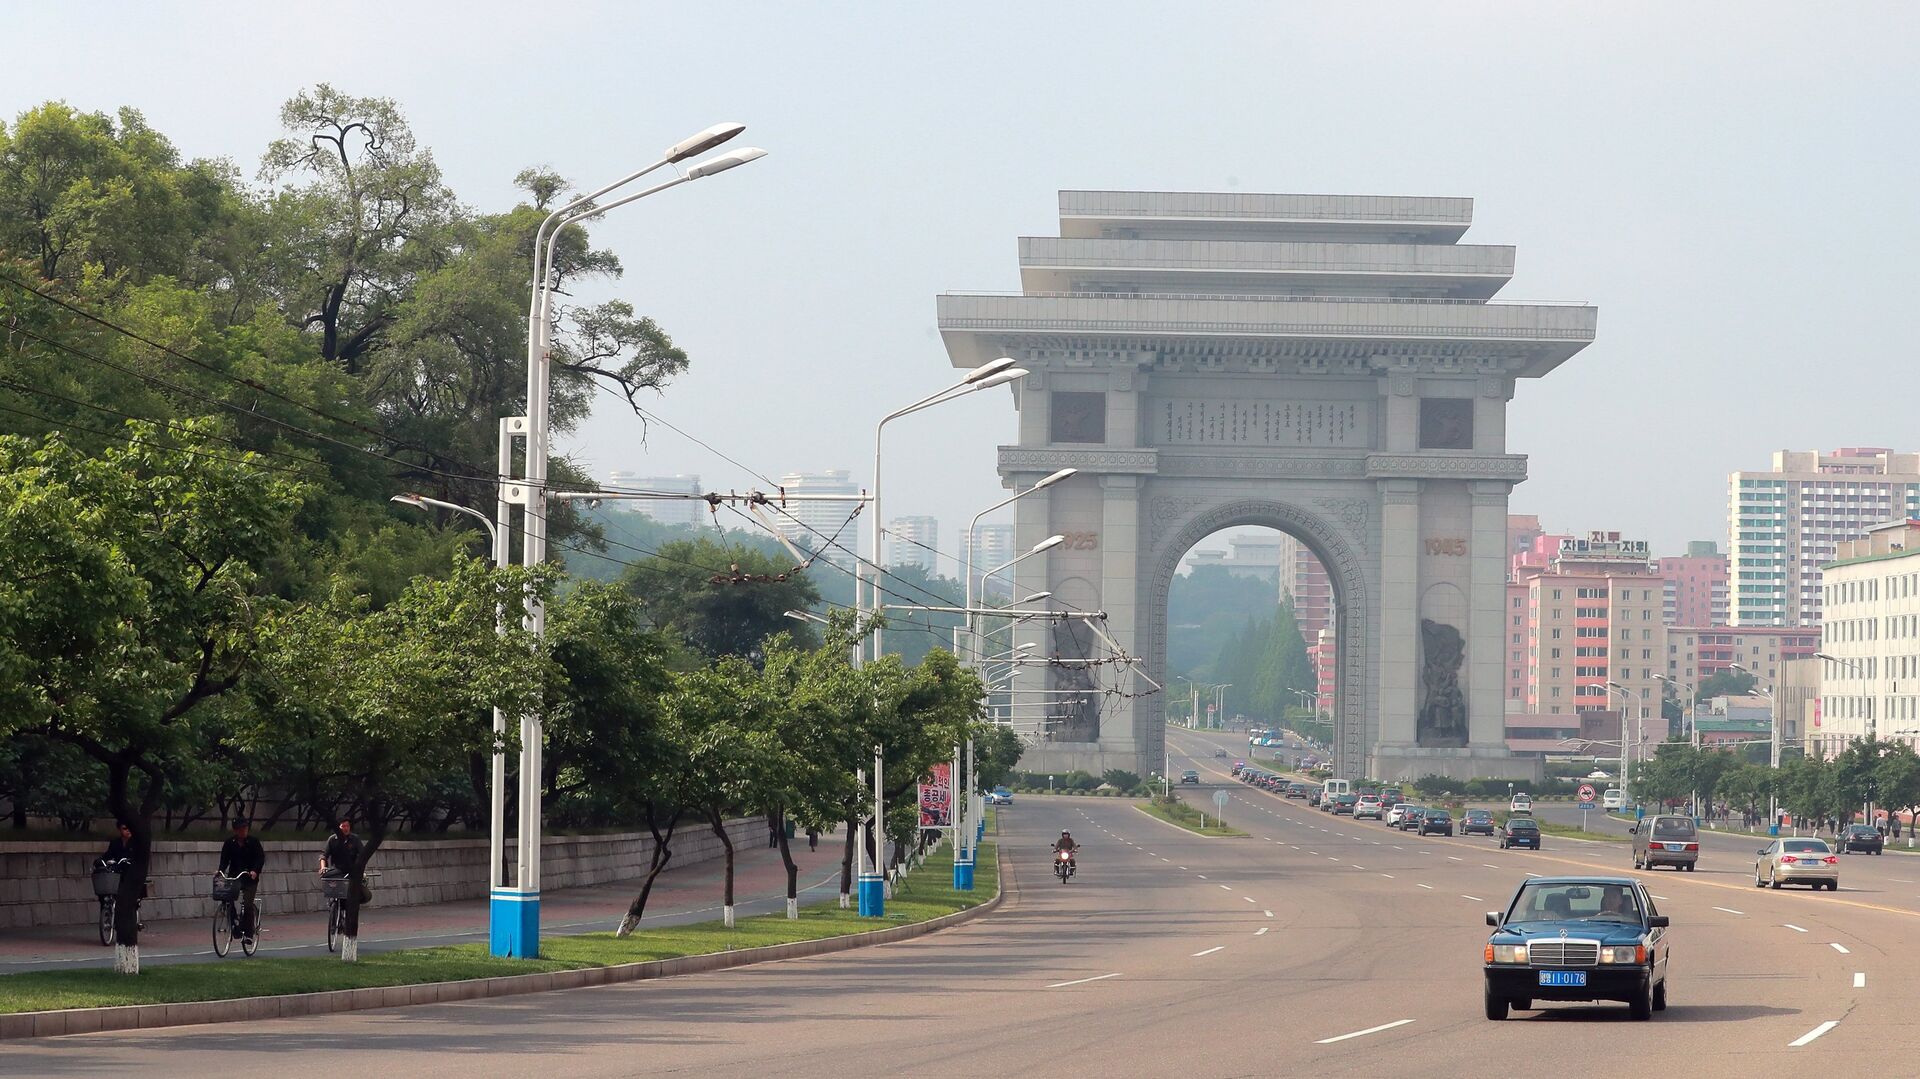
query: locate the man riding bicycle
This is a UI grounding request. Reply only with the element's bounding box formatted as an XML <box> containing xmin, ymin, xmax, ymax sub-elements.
<box><xmin>1054</xmin><ymin>829</ymin><xmax>1078</xmax><ymax>869</ymax></box>
<box><xmin>97</xmin><ymin>820</ymin><xmax>143</xmax><ymax>930</ymax></box>
<box><xmin>318</xmin><ymin>817</ymin><xmax>368</xmax><ymax>903</ymax></box>
<box><xmin>217</xmin><ymin>818</ymin><xmax>265</xmax><ymax>938</ymax></box>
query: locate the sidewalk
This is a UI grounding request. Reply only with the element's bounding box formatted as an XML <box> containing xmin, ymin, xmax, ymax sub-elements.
<box><xmin>1</xmin><ymin>830</ymin><xmax>847</xmax><ymax>973</ymax></box>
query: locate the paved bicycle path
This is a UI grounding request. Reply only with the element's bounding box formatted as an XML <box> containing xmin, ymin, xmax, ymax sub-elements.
<box><xmin>1</xmin><ymin>834</ymin><xmax>848</xmax><ymax>973</ymax></box>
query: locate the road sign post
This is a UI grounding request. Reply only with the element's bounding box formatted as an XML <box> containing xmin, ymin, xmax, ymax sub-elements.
<box><xmin>1213</xmin><ymin>789</ymin><xmax>1229</xmax><ymax>827</ymax></box>
<box><xmin>1577</xmin><ymin>784</ymin><xmax>1596</xmax><ymax>832</ymax></box>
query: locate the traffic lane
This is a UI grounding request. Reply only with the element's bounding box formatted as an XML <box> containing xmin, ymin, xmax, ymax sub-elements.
<box><xmin>1165</xmin><ymin>730</ymin><xmax>1911</xmax><ymax>1059</ymax></box>
<box><xmin>1524</xmin><ymin>802</ymin><xmax>1920</xmax><ymax>914</ymax></box>
<box><xmin>1207</xmin><ymin>802</ymin><xmax>1883</xmax><ymax>1067</ymax></box>
<box><xmin>7</xmin><ymin>796</ymin><xmax>1311</xmax><ymax>1077</ymax></box>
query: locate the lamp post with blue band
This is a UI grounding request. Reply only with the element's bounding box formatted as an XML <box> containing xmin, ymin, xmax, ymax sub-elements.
<box><xmin>494</xmin><ymin>123</ymin><xmax>765</xmax><ymax>958</ymax></box>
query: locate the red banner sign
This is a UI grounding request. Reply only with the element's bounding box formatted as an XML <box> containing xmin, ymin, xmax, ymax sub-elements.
<box><xmin>918</xmin><ymin>762</ymin><xmax>953</xmax><ymax>828</ymax></box>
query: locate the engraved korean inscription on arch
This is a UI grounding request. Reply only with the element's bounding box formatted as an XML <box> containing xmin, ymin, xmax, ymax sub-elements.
<box><xmin>1155</xmin><ymin>399</ymin><xmax>1366</xmax><ymax>448</ymax></box>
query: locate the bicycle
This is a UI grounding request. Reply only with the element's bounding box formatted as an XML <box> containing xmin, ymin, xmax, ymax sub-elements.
<box><xmin>210</xmin><ymin>872</ymin><xmax>259</xmax><ymax>958</ymax></box>
<box><xmin>322</xmin><ymin>871</ymin><xmax>378</xmax><ymax>952</ymax></box>
<box><xmin>92</xmin><ymin>859</ymin><xmax>126</xmax><ymax>946</ymax></box>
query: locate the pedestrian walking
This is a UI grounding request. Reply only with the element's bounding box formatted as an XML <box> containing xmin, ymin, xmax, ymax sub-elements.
<box><xmin>807</xmin><ymin>828</ymin><xmax>819</xmax><ymax>852</ymax></box>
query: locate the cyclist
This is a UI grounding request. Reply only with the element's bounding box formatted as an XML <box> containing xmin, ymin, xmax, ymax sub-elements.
<box><xmin>217</xmin><ymin>817</ymin><xmax>265</xmax><ymax>938</ymax></box>
<box><xmin>318</xmin><ymin>817</ymin><xmax>366</xmax><ymax>903</ymax></box>
<box><xmin>97</xmin><ymin>820</ymin><xmax>143</xmax><ymax>930</ymax></box>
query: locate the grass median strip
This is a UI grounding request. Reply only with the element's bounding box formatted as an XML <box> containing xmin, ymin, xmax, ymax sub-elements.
<box><xmin>1137</xmin><ymin>797</ymin><xmax>1247</xmax><ymax>838</ymax></box>
<box><xmin>0</xmin><ymin>840</ymin><xmax>996</xmax><ymax>1016</ymax></box>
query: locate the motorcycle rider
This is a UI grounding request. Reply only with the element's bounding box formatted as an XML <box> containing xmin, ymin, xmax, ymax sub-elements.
<box><xmin>1053</xmin><ymin>829</ymin><xmax>1078</xmax><ymax>872</ymax></box>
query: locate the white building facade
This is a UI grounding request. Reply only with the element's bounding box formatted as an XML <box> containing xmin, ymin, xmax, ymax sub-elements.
<box><xmin>605</xmin><ymin>472</ymin><xmax>705</xmax><ymax>529</ymax></box>
<box><xmin>1730</xmin><ymin>449</ymin><xmax>1920</xmax><ymax>627</ymax></box>
<box><xmin>773</xmin><ymin>470</ymin><xmax>863</xmax><ymax>572</ymax></box>
<box><xmin>886</xmin><ymin>515</ymin><xmax>941</xmax><ymax>576</ymax></box>
<box><xmin>1817</xmin><ymin>520</ymin><xmax>1920</xmax><ymax>754</ymax></box>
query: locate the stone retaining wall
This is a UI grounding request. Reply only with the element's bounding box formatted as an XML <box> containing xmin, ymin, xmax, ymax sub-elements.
<box><xmin>0</xmin><ymin>818</ymin><xmax>765</xmax><ymax>930</ymax></box>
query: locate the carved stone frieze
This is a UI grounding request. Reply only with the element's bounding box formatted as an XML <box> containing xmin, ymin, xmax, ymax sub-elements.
<box><xmin>1311</xmin><ymin>496</ymin><xmax>1373</xmax><ymax>555</ymax></box>
<box><xmin>997</xmin><ymin>446</ymin><xmax>1159</xmax><ymax>475</ymax></box>
<box><xmin>1156</xmin><ymin>453</ymin><xmax>1368</xmax><ymax>479</ymax></box>
<box><xmin>1365</xmin><ymin>453</ymin><xmax>1527</xmax><ymax>481</ymax></box>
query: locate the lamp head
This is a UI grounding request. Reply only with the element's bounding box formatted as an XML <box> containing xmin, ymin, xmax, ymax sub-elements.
<box><xmin>970</xmin><ymin>368</ymin><xmax>1028</xmax><ymax>391</ymax></box>
<box><xmin>1032</xmin><ymin>467</ymin><xmax>1077</xmax><ymax>491</ymax></box>
<box><xmin>686</xmin><ymin>146</ymin><xmax>767</xmax><ymax>180</ymax></box>
<box><xmin>665</xmin><ymin>122</ymin><xmax>745</xmax><ymax>163</ymax></box>
<box><xmin>964</xmin><ymin>356</ymin><xmax>1019</xmax><ymax>384</ymax></box>
<box><xmin>1032</xmin><ymin>534</ymin><xmax>1067</xmax><ymax>555</ymax></box>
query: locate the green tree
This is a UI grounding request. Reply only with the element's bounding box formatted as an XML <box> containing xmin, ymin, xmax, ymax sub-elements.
<box><xmin>621</xmin><ymin>538</ymin><xmax>821</xmax><ymax>664</ymax></box>
<box><xmin>662</xmin><ymin>659</ymin><xmax>786</xmax><ymax>927</ymax></box>
<box><xmin>0</xmin><ymin>424</ymin><xmax>305</xmax><ymax>968</ymax></box>
<box><xmin>252</xmin><ymin>557</ymin><xmax>552</xmax><ymax>960</ymax></box>
<box><xmin>1696</xmin><ymin>669</ymin><xmax>1757</xmax><ymax>702</ymax></box>
<box><xmin>972</xmin><ymin>724</ymin><xmax>1024</xmax><ymax>792</ymax></box>
<box><xmin>1876</xmin><ymin>743</ymin><xmax>1920</xmax><ymax>840</ymax></box>
<box><xmin>0</xmin><ymin>102</ymin><xmax>235</xmax><ymax>283</ymax></box>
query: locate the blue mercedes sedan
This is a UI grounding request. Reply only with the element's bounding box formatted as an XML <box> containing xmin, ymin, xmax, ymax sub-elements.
<box><xmin>1482</xmin><ymin>876</ymin><xmax>1670</xmax><ymax>1020</ymax></box>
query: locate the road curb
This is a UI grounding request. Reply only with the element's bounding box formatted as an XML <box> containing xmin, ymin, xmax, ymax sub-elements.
<box><xmin>0</xmin><ymin>848</ymin><xmax>1004</xmax><ymax>1042</ymax></box>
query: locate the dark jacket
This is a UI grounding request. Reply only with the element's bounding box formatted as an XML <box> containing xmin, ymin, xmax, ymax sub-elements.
<box><xmin>322</xmin><ymin>832</ymin><xmax>363</xmax><ymax>875</ymax></box>
<box><xmin>101</xmin><ymin>836</ymin><xmax>133</xmax><ymax>864</ymax></box>
<box><xmin>1054</xmin><ymin>835</ymin><xmax>1077</xmax><ymax>853</ymax></box>
<box><xmin>219</xmin><ymin>835</ymin><xmax>265</xmax><ymax>878</ymax></box>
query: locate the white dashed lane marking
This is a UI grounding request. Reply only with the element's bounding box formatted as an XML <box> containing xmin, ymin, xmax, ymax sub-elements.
<box><xmin>1316</xmin><ymin>1019</ymin><xmax>1415</xmax><ymax>1044</ymax></box>
<box><xmin>1784</xmin><ymin>924</ymin><xmax>1807</xmax><ymax>933</ymax></box>
<box><xmin>1417</xmin><ymin>884</ymin><xmax>1434</xmax><ymax>890</ymax></box>
<box><xmin>1831</xmin><ymin>943</ymin><xmax>1851</xmax><ymax>954</ymax></box>
<box><xmin>1256</xmin><ymin>927</ymin><xmax>1269</xmax><ymax>936</ymax></box>
<box><xmin>1854</xmin><ymin>972</ymin><xmax>1866</xmax><ymax>988</ymax></box>
<box><xmin>1046</xmin><ymin>972</ymin><xmax>1123</xmax><ymax>988</ymax></box>
<box><xmin>1790</xmin><ymin>1021</ymin><xmax>1839</xmax><ymax>1047</ymax></box>
<box><xmin>1192</xmin><ymin>946</ymin><xmax>1225</xmax><ymax>957</ymax></box>
<box><xmin>1461</xmin><ymin>895</ymin><xmax>1484</xmax><ymax>901</ymax></box>
<box><xmin>1713</xmin><ymin>907</ymin><xmax>1745</xmax><ymax>916</ymax></box>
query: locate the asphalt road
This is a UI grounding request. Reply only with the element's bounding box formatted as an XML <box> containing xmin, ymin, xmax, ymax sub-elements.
<box><xmin>8</xmin><ymin>729</ymin><xmax>1919</xmax><ymax>1075</ymax></box>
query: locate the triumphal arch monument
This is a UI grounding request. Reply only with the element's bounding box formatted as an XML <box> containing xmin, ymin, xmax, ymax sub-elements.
<box><xmin>938</xmin><ymin>190</ymin><xmax>1596</xmax><ymax>782</ymax></box>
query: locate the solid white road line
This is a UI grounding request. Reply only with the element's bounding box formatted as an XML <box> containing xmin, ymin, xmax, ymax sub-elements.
<box><xmin>1789</xmin><ymin>1021</ymin><xmax>1839</xmax><ymax>1047</ymax></box>
<box><xmin>1316</xmin><ymin>1019</ymin><xmax>1415</xmax><ymax>1044</ymax></box>
<box><xmin>1256</xmin><ymin>927</ymin><xmax>1269</xmax><ymax>936</ymax></box>
<box><xmin>1046</xmin><ymin>972</ymin><xmax>1123</xmax><ymax>989</ymax></box>
<box><xmin>1831</xmin><ymin>942</ymin><xmax>1851</xmax><ymax>954</ymax></box>
<box><xmin>1784</xmin><ymin>924</ymin><xmax>1808</xmax><ymax>933</ymax></box>
<box><xmin>1854</xmin><ymin>972</ymin><xmax>1866</xmax><ymax>988</ymax></box>
<box><xmin>1192</xmin><ymin>946</ymin><xmax>1225</xmax><ymax>957</ymax></box>
<box><xmin>1713</xmin><ymin>907</ymin><xmax>1745</xmax><ymax>916</ymax></box>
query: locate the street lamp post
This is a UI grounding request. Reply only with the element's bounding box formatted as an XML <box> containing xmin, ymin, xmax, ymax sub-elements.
<box><xmin>856</xmin><ymin>362</ymin><xmax>1030</xmax><ymax>917</ymax></box>
<box><xmin>1730</xmin><ymin>663</ymin><xmax>1781</xmax><ymax>831</ymax></box>
<box><xmin>1603</xmin><ymin>682</ymin><xmax>1638</xmax><ymax>811</ymax></box>
<box><xmin>390</xmin><ymin>494</ymin><xmax>509</xmax><ymax>895</ymax></box>
<box><xmin>498</xmin><ymin>124</ymin><xmax>764</xmax><ymax>958</ymax></box>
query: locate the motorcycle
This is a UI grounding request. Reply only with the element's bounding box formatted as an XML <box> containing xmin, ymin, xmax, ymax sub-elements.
<box><xmin>1053</xmin><ymin>848</ymin><xmax>1077</xmax><ymax>883</ymax></box>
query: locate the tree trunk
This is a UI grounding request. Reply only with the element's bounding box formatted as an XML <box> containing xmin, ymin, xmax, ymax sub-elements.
<box><xmin>709</xmin><ymin>811</ymin><xmax>736</xmax><ymax>928</ymax></box>
<box><xmin>839</xmin><ymin>815</ymin><xmax>856</xmax><ymax>909</ymax></box>
<box><xmin>341</xmin><ymin>820</ymin><xmax>386</xmax><ymax>962</ymax></box>
<box><xmin>615</xmin><ymin>806</ymin><xmax>680</xmax><ymax>937</ymax></box>
<box><xmin>773</xmin><ymin>810</ymin><xmax>799</xmax><ymax>920</ymax></box>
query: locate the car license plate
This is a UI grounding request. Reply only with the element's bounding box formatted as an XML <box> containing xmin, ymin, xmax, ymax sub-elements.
<box><xmin>1664</xmin><ymin>843</ymin><xmax>1685</xmax><ymax>851</ymax></box>
<box><xmin>1538</xmin><ymin>971</ymin><xmax>1587</xmax><ymax>987</ymax></box>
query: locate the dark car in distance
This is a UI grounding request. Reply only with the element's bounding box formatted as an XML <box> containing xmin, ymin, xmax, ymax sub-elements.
<box><xmin>1399</xmin><ymin>807</ymin><xmax>1426</xmax><ymax>832</ymax></box>
<box><xmin>1501</xmin><ymin>817</ymin><xmax>1542</xmax><ymax>850</ymax></box>
<box><xmin>1461</xmin><ymin>809</ymin><xmax>1496</xmax><ymax>837</ymax></box>
<box><xmin>1420</xmin><ymin>809</ymin><xmax>1454</xmax><ymax>836</ymax></box>
<box><xmin>1331</xmin><ymin>793</ymin><xmax>1358</xmax><ymax>815</ymax></box>
<box><xmin>1483</xmin><ymin>876</ymin><xmax>1670</xmax><ymax>1021</ymax></box>
<box><xmin>1180</xmin><ymin>769</ymin><xmax>1201</xmax><ymax>785</ymax></box>
<box><xmin>1286</xmin><ymin>782</ymin><xmax>1310</xmax><ymax>799</ymax></box>
<box><xmin>1839</xmin><ymin>824</ymin><xmax>1884</xmax><ymax>855</ymax></box>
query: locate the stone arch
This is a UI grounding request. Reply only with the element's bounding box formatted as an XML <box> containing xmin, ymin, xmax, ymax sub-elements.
<box><xmin>1145</xmin><ymin>498</ymin><xmax>1375</xmax><ymax>779</ymax></box>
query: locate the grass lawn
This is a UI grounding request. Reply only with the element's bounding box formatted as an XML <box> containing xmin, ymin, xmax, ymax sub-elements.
<box><xmin>1137</xmin><ymin>799</ymin><xmax>1246</xmax><ymax>838</ymax></box>
<box><xmin>0</xmin><ymin>839</ymin><xmax>996</xmax><ymax>1016</ymax></box>
<box><xmin>1536</xmin><ymin>822</ymin><xmax>1629</xmax><ymax>843</ymax></box>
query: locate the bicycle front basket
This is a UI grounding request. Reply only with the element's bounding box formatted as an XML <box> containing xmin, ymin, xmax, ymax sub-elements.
<box><xmin>210</xmin><ymin>877</ymin><xmax>241</xmax><ymax>902</ymax></box>
<box><xmin>91</xmin><ymin>868</ymin><xmax>122</xmax><ymax>897</ymax></box>
<box><xmin>320</xmin><ymin>875</ymin><xmax>353</xmax><ymax>900</ymax></box>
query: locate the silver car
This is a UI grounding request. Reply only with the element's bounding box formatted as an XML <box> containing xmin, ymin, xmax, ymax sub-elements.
<box><xmin>1754</xmin><ymin>838</ymin><xmax>1839</xmax><ymax>891</ymax></box>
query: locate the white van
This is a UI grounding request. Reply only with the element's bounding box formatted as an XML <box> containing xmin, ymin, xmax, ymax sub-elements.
<box><xmin>1322</xmin><ymin>779</ymin><xmax>1351</xmax><ymax>799</ymax></box>
<box><xmin>1603</xmin><ymin>788</ymin><xmax>1626</xmax><ymax>810</ymax></box>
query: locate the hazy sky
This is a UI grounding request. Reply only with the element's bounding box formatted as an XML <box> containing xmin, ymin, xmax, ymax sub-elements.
<box><xmin>11</xmin><ymin>3</ymin><xmax>1920</xmax><ymax>571</ymax></box>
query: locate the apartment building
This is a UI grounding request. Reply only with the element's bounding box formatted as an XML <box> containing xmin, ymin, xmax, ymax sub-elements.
<box><xmin>1816</xmin><ymin>519</ymin><xmax>1920</xmax><ymax>753</ymax></box>
<box><xmin>1730</xmin><ymin>448</ymin><xmax>1920</xmax><ymax>627</ymax></box>
<box><xmin>1658</xmin><ymin>540</ymin><xmax>1728</xmax><ymax>627</ymax></box>
<box><xmin>1510</xmin><ymin>532</ymin><xmax>1668</xmax><ymax>721</ymax></box>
